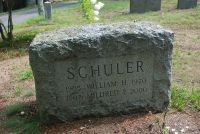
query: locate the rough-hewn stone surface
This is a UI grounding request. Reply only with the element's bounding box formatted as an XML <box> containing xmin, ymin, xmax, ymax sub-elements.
<box><xmin>130</xmin><ymin>0</ymin><xmax>161</xmax><ymax>13</ymax></box>
<box><xmin>177</xmin><ymin>0</ymin><xmax>197</xmax><ymax>9</ymax></box>
<box><xmin>29</xmin><ymin>22</ymin><xmax>174</xmax><ymax>121</ymax></box>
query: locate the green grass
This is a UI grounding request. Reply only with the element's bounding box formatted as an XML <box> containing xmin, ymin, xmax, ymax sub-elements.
<box><xmin>171</xmin><ymin>84</ymin><xmax>200</xmax><ymax>111</ymax></box>
<box><xmin>190</xmin><ymin>89</ymin><xmax>200</xmax><ymax>109</ymax></box>
<box><xmin>171</xmin><ymin>49</ymin><xmax>200</xmax><ymax>111</ymax></box>
<box><xmin>17</xmin><ymin>68</ymin><xmax>33</xmax><ymax>81</ymax></box>
<box><xmin>101</xmin><ymin>0</ymin><xmax>200</xmax><ymax>28</ymax></box>
<box><xmin>15</xmin><ymin>86</ymin><xmax>22</xmax><ymax>96</ymax></box>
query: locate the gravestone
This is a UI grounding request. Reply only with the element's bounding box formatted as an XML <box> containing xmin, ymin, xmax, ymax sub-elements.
<box><xmin>44</xmin><ymin>1</ymin><xmax>52</xmax><ymax>20</ymax></box>
<box><xmin>177</xmin><ymin>0</ymin><xmax>197</xmax><ymax>9</ymax></box>
<box><xmin>130</xmin><ymin>0</ymin><xmax>161</xmax><ymax>13</ymax></box>
<box><xmin>29</xmin><ymin>22</ymin><xmax>174</xmax><ymax>121</ymax></box>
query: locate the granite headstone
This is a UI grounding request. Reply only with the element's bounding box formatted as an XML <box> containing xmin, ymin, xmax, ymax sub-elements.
<box><xmin>29</xmin><ymin>22</ymin><xmax>174</xmax><ymax>121</ymax></box>
<box><xmin>130</xmin><ymin>0</ymin><xmax>161</xmax><ymax>13</ymax></box>
<box><xmin>177</xmin><ymin>0</ymin><xmax>197</xmax><ymax>9</ymax></box>
<box><xmin>44</xmin><ymin>1</ymin><xmax>52</xmax><ymax>20</ymax></box>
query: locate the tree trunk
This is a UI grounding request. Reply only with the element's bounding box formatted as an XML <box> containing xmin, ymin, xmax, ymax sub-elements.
<box><xmin>5</xmin><ymin>0</ymin><xmax>14</xmax><ymax>41</ymax></box>
<box><xmin>7</xmin><ymin>6</ymin><xmax>13</xmax><ymax>40</ymax></box>
<box><xmin>38</xmin><ymin>0</ymin><xmax>44</xmax><ymax>15</ymax></box>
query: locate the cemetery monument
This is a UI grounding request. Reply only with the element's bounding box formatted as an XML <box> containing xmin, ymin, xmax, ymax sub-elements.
<box><xmin>29</xmin><ymin>22</ymin><xmax>174</xmax><ymax>121</ymax></box>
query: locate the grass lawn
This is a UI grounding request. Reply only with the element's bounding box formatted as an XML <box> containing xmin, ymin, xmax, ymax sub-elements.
<box><xmin>0</xmin><ymin>0</ymin><xmax>200</xmax><ymax>133</ymax></box>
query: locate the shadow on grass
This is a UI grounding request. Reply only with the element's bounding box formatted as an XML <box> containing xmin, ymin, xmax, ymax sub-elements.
<box><xmin>1</xmin><ymin>102</ymin><xmax>41</xmax><ymax>134</ymax></box>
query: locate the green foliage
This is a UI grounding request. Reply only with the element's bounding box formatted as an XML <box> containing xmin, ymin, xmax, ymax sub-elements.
<box><xmin>17</xmin><ymin>68</ymin><xmax>33</xmax><ymax>81</ymax></box>
<box><xmin>171</xmin><ymin>85</ymin><xmax>188</xmax><ymax>111</ymax></box>
<box><xmin>171</xmin><ymin>84</ymin><xmax>200</xmax><ymax>111</ymax></box>
<box><xmin>6</xmin><ymin>103</ymin><xmax>26</xmax><ymax>116</ymax></box>
<box><xmin>15</xmin><ymin>86</ymin><xmax>22</xmax><ymax>96</ymax></box>
<box><xmin>14</xmin><ymin>29</ymin><xmax>39</xmax><ymax>43</ymax></box>
<box><xmin>80</xmin><ymin>0</ymin><xmax>94</xmax><ymax>21</ymax></box>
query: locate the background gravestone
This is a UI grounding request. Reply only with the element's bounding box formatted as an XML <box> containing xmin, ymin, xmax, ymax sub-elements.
<box><xmin>177</xmin><ymin>0</ymin><xmax>197</xmax><ymax>9</ymax></box>
<box><xmin>130</xmin><ymin>0</ymin><xmax>161</xmax><ymax>13</ymax></box>
<box><xmin>44</xmin><ymin>1</ymin><xmax>52</xmax><ymax>20</ymax></box>
<box><xmin>29</xmin><ymin>22</ymin><xmax>174</xmax><ymax>121</ymax></box>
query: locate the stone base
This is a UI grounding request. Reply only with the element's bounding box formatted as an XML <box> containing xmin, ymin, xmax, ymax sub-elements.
<box><xmin>130</xmin><ymin>0</ymin><xmax>161</xmax><ymax>13</ymax></box>
<box><xmin>177</xmin><ymin>0</ymin><xmax>197</xmax><ymax>9</ymax></box>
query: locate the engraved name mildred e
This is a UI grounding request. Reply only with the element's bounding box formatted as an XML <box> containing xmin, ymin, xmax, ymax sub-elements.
<box><xmin>55</xmin><ymin>53</ymin><xmax>154</xmax><ymax>106</ymax></box>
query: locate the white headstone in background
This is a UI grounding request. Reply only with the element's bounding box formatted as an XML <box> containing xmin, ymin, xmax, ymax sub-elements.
<box><xmin>44</xmin><ymin>1</ymin><xmax>52</xmax><ymax>20</ymax></box>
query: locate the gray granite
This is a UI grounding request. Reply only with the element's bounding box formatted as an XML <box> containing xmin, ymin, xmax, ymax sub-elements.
<box><xmin>177</xmin><ymin>0</ymin><xmax>197</xmax><ymax>9</ymax></box>
<box><xmin>29</xmin><ymin>22</ymin><xmax>174</xmax><ymax>121</ymax></box>
<box><xmin>44</xmin><ymin>1</ymin><xmax>52</xmax><ymax>20</ymax></box>
<box><xmin>130</xmin><ymin>0</ymin><xmax>161</xmax><ymax>13</ymax></box>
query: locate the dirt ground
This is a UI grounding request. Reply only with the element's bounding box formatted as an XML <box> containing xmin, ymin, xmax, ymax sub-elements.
<box><xmin>41</xmin><ymin>109</ymin><xmax>200</xmax><ymax>134</ymax></box>
<box><xmin>0</xmin><ymin>28</ymin><xmax>200</xmax><ymax>134</ymax></box>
